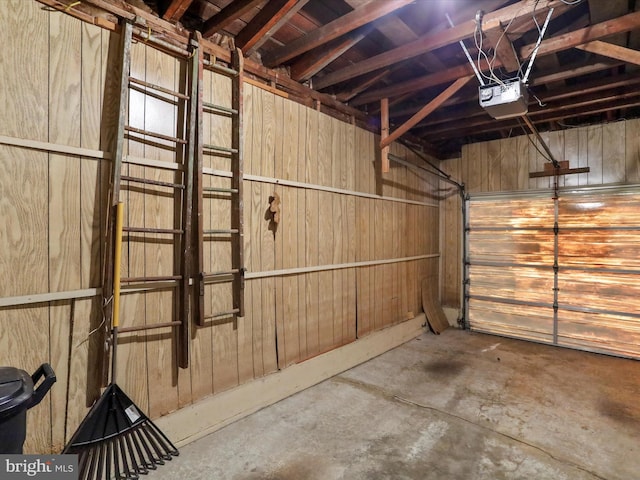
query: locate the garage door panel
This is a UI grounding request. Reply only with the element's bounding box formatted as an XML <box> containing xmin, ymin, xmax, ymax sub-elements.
<box><xmin>559</xmin><ymin>270</ymin><xmax>640</xmax><ymax>315</ymax></box>
<box><xmin>469</xmin><ymin>198</ymin><xmax>554</xmax><ymax>228</ymax></box>
<box><xmin>557</xmin><ymin>311</ymin><xmax>640</xmax><ymax>358</ymax></box>
<box><xmin>469</xmin><ymin>265</ymin><xmax>553</xmax><ymax>304</ymax></box>
<box><xmin>559</xmin><ymin>193</ymin><xmax>640</xmax><ymax>227</ymax></box>
<box><xmin>468</xmin><ymin>298</ymin><xmax>553</xmax><ymax>343</ymax></box>
<box><xmin>469</xmin><ymin>230</ymin><xmax>554</xmax><ymax>265</ymax></box>
<box><xmin>559</xmin><ymin>231</ymin><xmax>640</xmax><ymax>268</ymax></box>
<box><xmin>467</xmin><ymin>187</ymin><xmax>640</xmax><ymax>360</ymax></box>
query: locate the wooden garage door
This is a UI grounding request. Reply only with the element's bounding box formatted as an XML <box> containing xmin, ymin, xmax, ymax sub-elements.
<box><xmin>466</xmin><ymin>187</ymin><xmax>640</xmax><ymax>359</ymax></box>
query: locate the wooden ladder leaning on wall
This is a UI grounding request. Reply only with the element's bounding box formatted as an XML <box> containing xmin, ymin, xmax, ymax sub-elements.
<box><xmin>102</xmin><ymin>21</ymin><xmax>198</xmax><ymax>371</ymax></box>
<box><xmin>193</xmin><ymin>33</ymin><xmax>246</xmax><ymax>327</ymax></box>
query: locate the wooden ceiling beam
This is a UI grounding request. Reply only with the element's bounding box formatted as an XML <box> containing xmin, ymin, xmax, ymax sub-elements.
<box><xmin>162</xmin><ymin>0</ymin><xmax>195</xmax><ymax>21</ymax></box>
<box><xmin>335</xmin><ymin>69</ymin><xmax>392</xmax><ymax>102</ymax></box>
<box><xmin>417</xmin><ymin>72</ymin><xmax>640</xmax><ymax>128</ymax></box>
<box><xmin>201</xmin><ymin>0</ymin><xmax>264</xmax><ymax>38</ymax></box>
<box><xmin>482</xmin><ymin>23</ymin><xmax>521</xmax><ymax>74</ymax></box>
<box><xmin>389</xmin><ymin>61</ymin><xmax>627</xmax><ymax>121</ymax></box>
<box><xmin>380</xmin><ymin>76</ymin><xmax>473</xmax><ymax>149</ymax></box>
<box><xmin>520</xmin><ymin>9</ymin><xmax>640</xmax><ymax>58</ymax></box>
<box><xmin>575</xmin><ymin>40</ymin><xmax>640</xmax><ymax>66</ymax></box>
<box><xmin>236</xmin><ymin>0</ymin><xmax>309</xmax><ymax>55</ymax></box>
<box><xmin>290</xmin><ymin>29</ymin><xmax>370</xmax><ymax>82</ymax></box>
<box><xmin>421</xmin><ymin>89</ymin><xmax>640</xmax><ymax>139</ymax></box>
<box><xmin>262</xmin><ymin>0</ymin><xmax>416</xmax><ymax>67</ymax></box>
<box><xmin>314</xmin><ymin>0</ymin><xmax>567</xmax><ymax>90</ymax></box>
<box><xmin>351</xmin><ymin>9</ymin><xmax>640</xmax><ymax>107</ymax></box>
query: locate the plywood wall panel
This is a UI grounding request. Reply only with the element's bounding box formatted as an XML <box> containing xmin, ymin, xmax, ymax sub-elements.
<box><xmin>0</xmin><ymin>1</ymin><xmax>51</xmax><ymax>454</ymax></box>
<box><xmin>587</xmin><ymin>126</ymin><xmax>603</xmax><ymax>185</ymax></box>
<box><xmin>626</xmin><ymin>119</ymin><xmax>640</xmax><ymax>183</ymax></box>
<box><xmin>48</xmin><ymin>11</ymin><xmax>83</xmax><ymax>452</ymax></box>
<box><xmin>486</xmin><ymin>139</ymin><xmax>501</xmax><ymax>192</ymax></box>
<box><xmin>0</xmin><ymin>0</ymin><xmax>48</xmax><ymax>140</ymax></box>
<box><xmin>563</xmin><ymin>128</ymin><xmax>579</xmax><ymax>188</ymax></box>
<box><xmin>577</xmin><ymin>127</ymin><xmax>590</xmax><ymax>186</ymax></box>
<box><xmin>0</xmin><ymin>4</ymin><xmax>443</xmax><ymax>451</ymax></box>
<box><xmin>500</xmin><ymin>137</ymin><xmax>518</xmax><ymax>191</ymax></box>
<box><xmin>602</xmin><ymin>121</ymin><xmax>626</xmax><ymax>184</ymax></box>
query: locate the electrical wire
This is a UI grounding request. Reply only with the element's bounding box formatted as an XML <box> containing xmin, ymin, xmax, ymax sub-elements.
<box><xmin>474</xmin><ymin>4</ymin><xmax>525</xmax><ymax>85</ymax></box>
<box><xmin>560</xmin><ymin>0</ymin><xmax>582</xmax><ymax>4</ymax></box>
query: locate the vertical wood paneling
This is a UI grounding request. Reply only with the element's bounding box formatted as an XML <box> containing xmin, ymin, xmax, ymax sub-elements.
<box><xmin>577</xmin><ymin>126</ymin><xmax>589</xmax><ymax>186</ymax></box>
<box><xmin>317</xmin><ymin>113</ymin><xmax>334</xmax><ymax>351</ymax></box>
<box><xmin>305</xmin><ymin>106</ymin><xmax>320</xmax><ymax>356</ymax></box>
<box><xmin>587</xmin><ymin>126</ymin><xmax>603</xmax><ymax>185</ymax></box>
<box><xmin>48</xmin><ymin>11</ymin><xmax>82</xmax><ymax>452</ymax></box>
<box><xmin>602</xmin><ymin>121</ymin><xmax>625</xmax><ymax>184</ymax></box>
<box><xmin>500</xmin><ymin>137</ymin><xmax>517</xmax><ymax>191</ymax></box>
<box><xmin>564</xmin><ymin>128</ymin><xmax>579</xmax><ymax>188</ymax></box>
<box><xmin>345</xmin><ymin>123</ymin><xmax>357</xmax><ymax>342</ymax></box>
<box><xmin>486</xmin><ymin>139</ymin><xmax>501</xmax><ymax>192</ymax></box>
<box><xmin>248</xmin><ymin>84</ymin><xmax>264</xmax><ymax>376</ymax></box>
<box><xmin>261</xmin><ymin>92</ymin><xmax>277</xmax><ymax>374</ymax></box>
<box><xmin>1</xmin><ymin>4</ymin><xmax>448</xmax><ymax>452</ymax></box>
<box><xmin>274</xmin><ymin>95</ymin><xmax>285</xmax><ymax>368</ymax></box>
<box><xmin>330</xmin><ymin>118</ymin><xmax>344</xmax><ymax>346</ymax></box>
<box><xmin>296</xmin><ymin>106</ymin><xmax>308</xmax><ymax>359</ymax></box>
<box><xmin>515</xmin><ymin>136</ymin><xmax>529</xmax><ymax>190</ymax></box>
<box><xmin>237</xmin><ymin>81</ymin><xmax>254</xmax><ymax>384</ymax></box>
<box><xmin>626</xmin><ymin>118</ymin><xmax>640</xmax><ymax>183</ymax></box>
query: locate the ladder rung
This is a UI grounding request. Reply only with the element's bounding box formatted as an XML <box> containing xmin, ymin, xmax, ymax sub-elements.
<box><xmin>203</xmin><ymin>144</ymin><xmax>238</xmax><ymax>154</ymax></box>
<box><xmin>202</xmin><ymin>269</ymin><xmax>240</xmax><ymax>279</ymax></box>
<box><xmin>203</xmin><ymin>60</ymin><xmax>238</xmax><ymax>77</ymax></box>
<box><xmin>129</xmin><ymin>77</ymin><xmax>189</xmax><ymax>100</ymax></box>
<box><xmin>203</xmin><ymin>102</ymin><xmax>238</xmax><ymax>115</ymax></box>
<box><xmin>206</xmin><ymin>309</ymin><xmax>240</xmax><ymax>320</ymax></box>
<box><xmin>203</xmin><ymin>229</ymin><xmax>239</xmax><ymax>235</ymax></box>
<box><xmin>119</xmin><ymin>321</ymin><xmax>182</xmax><ymax>334</ymax></box>
<box><xmin>124</xmin><ymin>227</ymin><xmax>184</xmax><ymax>234</ymax></box>
<box><xmin>125</xmin><ymin>126</ymin><xmax>187</xmax><ymax>145</ymax></box>
<box><xmin>202</xmin><ymin>186</ymin><xmax>238</xmax><ymax>194</ymax></box>
<box><xmin>121</xmin><ymin>275</ymin><xmax>182</xmax><ymax>283</ymax></box>
<box><xmin>121</xmin><ymin>175</ymin><xmax>184</xmax><ymax>190</ymax></box>
<box><xmin>202</xmin><ymin>167</ymin><xmax>232</xmax><ymax>178</ymax></box>
<box><xmin>124</xmin><ymin>155</ymin><xmax>184</xmax><ymax>171</ymax></box>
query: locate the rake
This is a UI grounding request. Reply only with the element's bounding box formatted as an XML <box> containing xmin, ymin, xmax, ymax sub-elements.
<box><xmin>63</xmin><ymin>202</ymin><xmax>178</xmax><ymax>479</ymax></box>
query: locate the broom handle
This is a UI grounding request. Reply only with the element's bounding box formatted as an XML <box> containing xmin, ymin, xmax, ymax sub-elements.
<box><xmin>111</xmin><ymin>202</ymin><xmax>124</xmax><ymax>383</ymax></box>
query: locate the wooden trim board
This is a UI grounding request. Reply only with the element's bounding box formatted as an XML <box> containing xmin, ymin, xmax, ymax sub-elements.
<box><xmin>245</xmin><ymin>173</ymin><xmax>439</xmax><ymax>207</ymax></box>
<box><xmin>245</xmin><ymin>254</ymin><xmax>439</xmax><ymax>279</ymax></box>
<box><xmin>155</xmin><ymin>314</ymin><xmax>426</xmax><ymax>446</ymax></box>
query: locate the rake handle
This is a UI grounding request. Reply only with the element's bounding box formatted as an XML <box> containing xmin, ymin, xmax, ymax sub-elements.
<box><xmin>113</xmin><ymin>202</ymin><xmax>124</xmax><ymax>329</ymax></box>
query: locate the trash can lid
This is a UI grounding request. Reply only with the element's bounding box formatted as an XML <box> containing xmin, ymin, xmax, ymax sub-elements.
<box><xmin>0</xmin><ymin>367</ymin><xmax>34</xmax><ymax>419</ymax></box>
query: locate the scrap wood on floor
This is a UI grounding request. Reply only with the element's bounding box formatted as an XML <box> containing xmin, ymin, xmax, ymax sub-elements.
<box><xmin>421</xmin><ymin>277</ymin><xmax>449</xmax><ymax>334</ymax></box>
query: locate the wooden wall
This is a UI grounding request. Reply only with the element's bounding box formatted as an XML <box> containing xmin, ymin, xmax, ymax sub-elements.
<box><xmin>440</xmin><ymin>119</ymin><xmax>640</xmax><ymax>309</ymax></box>
<box><xmin>0</xmin><ymin>2</ymin><xmax>440</xmax><ymax>453</ymax></box>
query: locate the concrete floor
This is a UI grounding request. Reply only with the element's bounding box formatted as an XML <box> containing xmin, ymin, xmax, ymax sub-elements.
<box><xmin>151</xmin><ymin>329</ymin><xmax>640</xmax><ymax>480</ymax></box>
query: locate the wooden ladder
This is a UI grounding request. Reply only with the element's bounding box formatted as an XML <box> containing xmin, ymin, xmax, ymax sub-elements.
<box><xmin>103</xmin><ymin>22</ymin><xmax>199</xmax><ymax>369</ymax></box>
<box><xmin>194</xmin><ymin>35</ymin><xmax>245</xmax><ymax>326</ymax></box>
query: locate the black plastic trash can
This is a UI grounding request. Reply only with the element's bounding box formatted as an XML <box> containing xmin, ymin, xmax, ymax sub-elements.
<box><xmin>0</xmin><ymin>363</ymin><xmax>56</xmax><ymax>454</ymax></box>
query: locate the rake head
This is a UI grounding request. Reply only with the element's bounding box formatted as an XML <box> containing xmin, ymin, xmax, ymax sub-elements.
<box><xmin>63</xmin><ymin>383</ymin><xmax>178</xmax><ymax>480</ymax></box>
